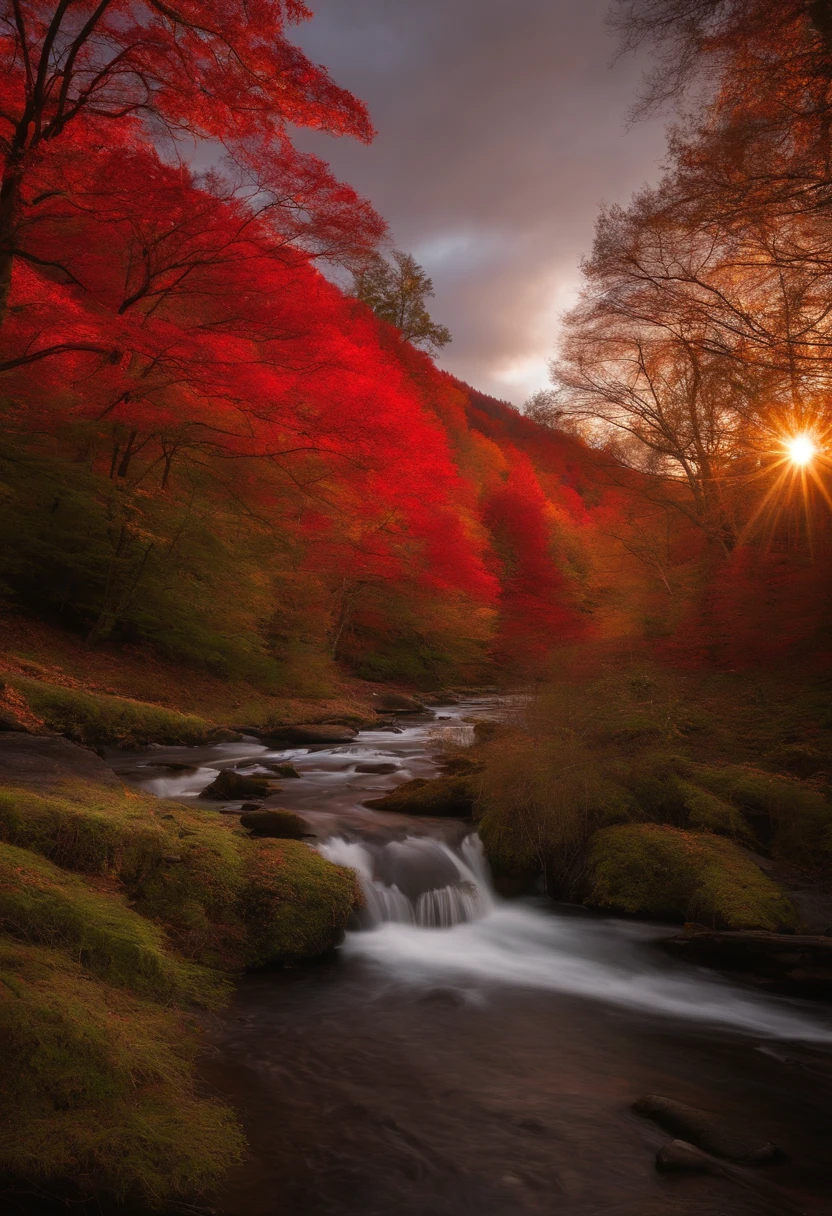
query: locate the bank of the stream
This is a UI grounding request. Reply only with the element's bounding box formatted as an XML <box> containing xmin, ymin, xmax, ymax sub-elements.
<box><xmin>3</xmin><ymin>688</ymin><xmax>832</xmax><ymax>1214</ymax></box>
<box><xmin>102</xmin><ymin>697</ymin><xmax>832</xmax><ymax>1216</ymax></box>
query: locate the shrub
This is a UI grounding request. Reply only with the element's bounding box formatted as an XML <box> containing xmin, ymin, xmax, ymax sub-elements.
<box><xmin>586</xmin><ymin>824</ymin><xmax>798</xmax><ymax>930</ymax></box>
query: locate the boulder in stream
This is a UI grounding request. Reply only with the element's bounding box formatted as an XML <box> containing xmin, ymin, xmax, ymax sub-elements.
<box><xmin>199</xmin><ymin>769</ymin><xmax>272</xmax><ymax>800</ymax></box>
<box><xmin>266</xmin><ymin>762</ymin><xmax>301</xmax><ymax>778</ymax></box>
<box><xmin>240</xmin><ymin>808</ymin><xmax>307</xmax><ymax>839</ymax></box>
<box><xmin>655</xmin><ymin>1139</ymin><xmax>724</xmax><ymax>1174</ymax></box>
<box><xmin>633</xmin><ymin>1095</ymin><xmax>779</xmax><ymax>1163</ymax></box>
<box><xmin>662</xmin><ymin>927</ymin><xmax>832</xmax><ymax>996</ymax></box>
<box><xmin>355</xmin><ymin>761</ymin><xmax>399</xmax><ymax>774</ymax></box>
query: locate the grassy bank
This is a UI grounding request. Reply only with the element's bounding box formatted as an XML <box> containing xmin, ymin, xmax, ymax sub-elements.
<box><xmin>0</xmin><ymin>614</ymin><xmax>387</xmax><ymax>746</ymax></box>
<box><xmin>0</xmin><ymin>748</ymin><xmax>360</xmax><ymax>1208</ymax></box>
<box><xmin>468</xmin><ymin>657</ymin><xmax>832</xmax><ymax>928</ymax></box>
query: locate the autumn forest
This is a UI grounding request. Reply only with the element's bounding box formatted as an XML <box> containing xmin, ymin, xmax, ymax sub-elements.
<box><xmin>2</xmin><ymin>3</ymin><xmax>832</xmax><ymax>1215</ymax></box>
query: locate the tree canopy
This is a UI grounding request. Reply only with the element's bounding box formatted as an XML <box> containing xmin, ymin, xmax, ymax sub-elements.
<box><xmin>352</xmin><ymin>250</ymin><xmax>452</xmax><ymax>353</ymax></box>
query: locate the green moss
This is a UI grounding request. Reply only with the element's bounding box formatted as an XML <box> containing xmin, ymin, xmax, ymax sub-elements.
<box><xmin>240</xmin><ymin>840</ymin><xmax>360</xmax><ymax>963</ymax></box>
<box><xmin>364</xmin><ymin>774</ymin><xmax>476</xmax><ymax>817</ymax></box>
<box><xmin>0</xmin><ymin>779</ymin><xmax>359</xmax><ymax>967</ymax></box>
<box><xmin>0</xmin><ymin>781</ymin><xmax>168</xmax><ymax>877</ymax></box>
<box><xmin>684</xmin><ymin>762</ymin><xmax>832</xmax><ymax>867</ymax></box>
<box><xmin>0</xmin><ymin>770</ymin><xmax>360</xmax><ymax>1206</ymax></box>
<box><xmin>0</xmin><ymin>938</ymin><xmax>244</xmax><ymax>1206</ymax></box>
<box><xmin>0</xmin><ymin>843</ymin><xmax>220</xmax><ymax>1006</ymax></box>
<box><xmin>11</xmin><ymin>676</ymin><xmax>214</xmax><ymax>746</ymax></box>
<box><xmin>678</xmin><ymin>780</ymin><xmax>755</xmax><ymax>843</ymax></box>
<box><xmin>587</xmin><ymin>824</ymin><xmax>798</xmax><ymax>930</ymax></box>
<box><xmin>240</xmin><ymin>808</ymin><xmax>306</xmax><ymax>838</ymax></box>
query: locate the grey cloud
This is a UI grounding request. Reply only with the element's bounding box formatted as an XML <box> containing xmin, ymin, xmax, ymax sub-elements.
<box><xmin>295</xmin><ymin>0</ymin><xmax>667</xmax><ymax>403</ymax></box>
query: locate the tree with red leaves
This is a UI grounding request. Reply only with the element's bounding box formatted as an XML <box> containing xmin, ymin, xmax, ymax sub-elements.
<box><xmin>0</xmin><ymin>0</ymin><xmax>384</xmax><ymax>330</ymax></box>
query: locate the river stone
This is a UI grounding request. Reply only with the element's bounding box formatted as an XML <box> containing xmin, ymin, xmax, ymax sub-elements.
<box><xmin>655</xmin><ymin>1139</ymin><xmax>723</xmax><ymax>1174</ymax></box>
<box><xmin>265</xmin><ymin>724</ymin><xmax>358</xmax><ymax>745</ymax></box>
<box><xmin>240</xmin><ymin>808</ymin><xmax>306</xmax><ymax>839</ymax></box>
<box><xmin>374</xmin><ymin>838</ymin><xmax>461</xmax><ymax>899</ymax></box>
<box><xmin>0</xmin><ymin>733</ymin><xmax>120</xmax><ymax>788</ymax></box>
<box><xmin>266</xmin><ymin>762</ymin><xmax>301</xmax><ymax>778</ymax></box>
<box><xmin>199</xmin><ymin>769</ymin><xmax>272</xmax><ymax>800</ymax></box>
<box><xmin>662</xmin><ymin>928</ymin><xmax>832</xmax><ymax>996</ymax></box>
<box><xmin>370</xmin><ymin>692</ymin><xmax>426</xmax><ymax>714</ymax></box>
<box><xmin>633</xmin><ymin>1095</ymin><xmax>778</xmax><ymax>1163</ymax></box>
<box><xmin>355</xmin><ymin>762</ymin><xmax>399</xmax><ymax>774</ymax></box>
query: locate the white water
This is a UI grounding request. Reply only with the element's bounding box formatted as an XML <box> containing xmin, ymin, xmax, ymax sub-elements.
<box><xmin>112</xmin><ymin>698</ymin><xmax>832</xmax><ymax>1046</ymax></box>
<box><xmin>320</xmin><ymin>835</ymin><xmax>494</xmax><ymax>929</ymax></box>
<box><xmin>323</xmin><ymin>834</ymin><xmax>832</xmax><ymax>1044</ymax></box>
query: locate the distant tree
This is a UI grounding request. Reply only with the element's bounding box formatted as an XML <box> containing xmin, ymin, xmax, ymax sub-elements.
<box><xmin>352</xmin><ymin>251</ymin><xmax>451</xmax><ymax>353</ymax></box>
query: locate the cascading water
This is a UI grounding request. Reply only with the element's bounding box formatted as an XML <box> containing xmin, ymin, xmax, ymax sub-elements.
<box><xmin>320</xmin><ymin>834</ymin><xmax>495</xmax><ymax>929</ymax></box>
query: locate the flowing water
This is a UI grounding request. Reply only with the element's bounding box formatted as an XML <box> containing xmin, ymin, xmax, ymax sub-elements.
<box><xmin>113</xmin><ymin>698</ymin><xmax>832</xmax><ymax>1216</ymax></box>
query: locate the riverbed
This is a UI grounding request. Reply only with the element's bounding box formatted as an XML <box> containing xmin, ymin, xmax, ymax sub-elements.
<box><xmin>113</xmin><ymin>698</ymin><xmax>832</xmax><ymax>1216</ymax></box>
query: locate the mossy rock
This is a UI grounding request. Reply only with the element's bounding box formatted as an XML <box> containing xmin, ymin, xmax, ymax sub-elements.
<box><xmin>683</xmin><ymin>761</ymin><xmax>832</xmax><ymax>867</ymax></box>
<box><xmin>364</xmin><ymin>774</ymin><xmax>476</xmax><ymax>817</ymax></box>
<box><xmin>586</xmin><ymin>824</ymin><xmax>798</xmax><ymax>931</ymax></box>
<box><xmin>199</xmin><ymin>769</ymin><xmax>272</xmax><ymax>801</ymax></box>
<box><xmin>239</xmin><ymin>808</ymin><xmax>306</xmax><ymax>839</ymax></box>
<box><xmin>678</xmin><ymin>780</ymin><xmax>755</xmax><ymax>844</ymax></box>
<box><xmin>10</xmin><ymin>677</ymin><xmax>214</xmax><ymax>747</ymax></box>
<box><xmin>268</xmin><ymin>762</ymin><xmax>301</xmax><ymax>778</ymax></box>
<box><xmin>0</xmin><ymin>780</ymin><xmax>360</xmax><ymax>968</ymax></box>
<box><xmin>239</xmin><ymin>840</ymin><xmax>360</xmax><ymax>963</ymax></box>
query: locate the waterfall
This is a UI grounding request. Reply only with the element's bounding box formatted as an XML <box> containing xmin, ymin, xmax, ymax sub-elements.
<box><xmin>319</xmin><ymin>834</ymin><xmax>495</xmax><ymax>929</ymax></box>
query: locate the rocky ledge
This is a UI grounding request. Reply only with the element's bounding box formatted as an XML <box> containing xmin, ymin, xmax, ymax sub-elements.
<box><xmin>662</xmin><ymin>926</ymin><xmax>832</xmax><ymax>996</ymax></box>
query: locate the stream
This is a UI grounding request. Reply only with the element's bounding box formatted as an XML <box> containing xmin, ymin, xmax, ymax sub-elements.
<box><xmin>112</xmin><ymin>698</ymin><xmax>832</xmax><ymax>1216</ymax></box>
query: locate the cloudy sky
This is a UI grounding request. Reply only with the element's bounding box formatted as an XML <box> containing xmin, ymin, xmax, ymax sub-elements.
<box><xmin>293</xmin><ymin>0</ymin><xmax>668</xmax><ymax>405</ymax></box>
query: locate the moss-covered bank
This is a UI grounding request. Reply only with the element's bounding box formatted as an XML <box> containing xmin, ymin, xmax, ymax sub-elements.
<box><xmin>467</xmin><ymin>662</ymin><xmax>832</xmax><ymax>927</ymax></box>
<box><xmin>0</xmin><ymin>737</ymin><xmax>359</xmax><ymax>1209</ymax></box>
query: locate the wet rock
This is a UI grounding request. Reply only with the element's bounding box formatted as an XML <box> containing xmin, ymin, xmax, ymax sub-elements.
<box><xmin>198</xmin><ymin>769</ymin><xmax>272</xmax><ymax>800</ymax></box>
<box><xmin>240</xmin><ymin>801</ymin><xmax>264</xmax><ymax>811</ymax></box>
<box><xmin>266</xmin><ymin>762</ymin><xmax>301</xmax><ymax>778</ymax></box>
<box><xmin>662</xmin><ymin>928</ymin><xmax>832</xmax><ymax>996</ymax></box>
<box><xmin>655</xmin><ymin>1139</ymin><xmax>723</xmax><ymax>1174</ymax></box>
<box><xmin>144</xmin><ymin>761</ymin><xmax>198</xmax><ymax>773</ymax></box>
<box><xmin>374</xmin><ymin>837</ymin><xmax>461</xmax><ymax>898</ymax></box>
<box><xmin>239</xmin><ymin>808</ymin><xmax>307</xmax><ymax>839</ymax></box>
<box><xmin>370</xmin><ymin>692</ymin><xmax>426</xmax><ymax>714</ymax></box>
<box><xmin>0</xmin><ymin>733</ymin><xmax>120</xmax><ymax>788</ymax></box>
<box><xmin>633</xmin><ymin>1095</ymin><xmax>779</xmax><ymax>1163</ymax></box>
<box><xmin>263</xmin><ymin>724</ymin><xmax>358</xmax><ymax>745</ymax></box>
<box><xmin>355</xmin><ymin>761</ymin><xmax>399</xmax><ymax>774</ymax></box>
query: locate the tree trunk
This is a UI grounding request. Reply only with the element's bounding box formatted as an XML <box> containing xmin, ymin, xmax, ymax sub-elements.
<box><xmin>0</xmin><ymin>159</ymin><xmax>23</xmax><ymax>325</ymax></box>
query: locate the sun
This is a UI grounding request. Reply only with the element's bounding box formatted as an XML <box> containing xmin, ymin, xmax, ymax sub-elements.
<box><xmin>785</xmin><ymin>433</ymin><xmax>817</xmax><ymax>467</ymax></box>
